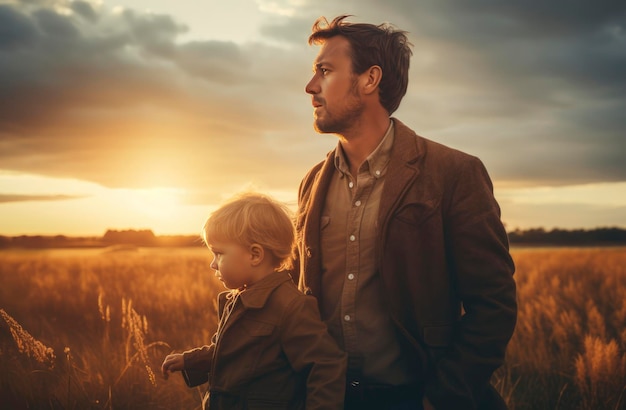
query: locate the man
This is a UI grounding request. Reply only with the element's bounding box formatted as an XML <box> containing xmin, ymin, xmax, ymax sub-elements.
<box><xmin>294</xmin><ymin>15</ymin><xmax>517</xmax><ymax>410</ymax></box>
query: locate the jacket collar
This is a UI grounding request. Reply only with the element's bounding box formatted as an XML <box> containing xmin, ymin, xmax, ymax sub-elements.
<box><xmin>237</xmin><ymin>270</ymin><xmax>294</xmax><ymax>309</ymax></box>
<box><xmin>378</xmin><ymin>118</ymin><xmax>424</xmax><ymax>223</ymax></box>
<box><xmin>305</xmin><ymin>117</ymin><xmax>422</xmax><ymax>221</ymax></box>
<box><xmin>301</xmin><ymin>117</ymin><xmax>425</xmax><ymax>297</ymax></box>
<box><xmin>388</xmin><ymin>117</ymin><xmax>424</xmax><ymax>164</ymax></box>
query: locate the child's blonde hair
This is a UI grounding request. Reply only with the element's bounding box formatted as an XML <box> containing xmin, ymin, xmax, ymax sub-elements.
<box><xmin>202</xmin><ymin>192</ymin><xmax>295</xmax><ymax>271</ymax></box>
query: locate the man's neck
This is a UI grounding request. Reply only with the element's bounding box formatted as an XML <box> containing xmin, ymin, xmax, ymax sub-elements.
<box><xmin>339</xmin><ymin>115</ymin><xmax>391</xmax><ymax>177</ymax></box>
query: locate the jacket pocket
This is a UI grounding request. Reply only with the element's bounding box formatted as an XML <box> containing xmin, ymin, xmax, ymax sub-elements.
<box><xmin>392</xmin><ymin>199</ymin><xmax>440</xmax><ymax>227</ymax></box>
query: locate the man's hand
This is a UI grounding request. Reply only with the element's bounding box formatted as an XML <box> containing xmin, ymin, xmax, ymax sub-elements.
<box><xmin>161</xmin><ymin>353</ymin><xmax>185</xmax><ymax>380</ymax></box>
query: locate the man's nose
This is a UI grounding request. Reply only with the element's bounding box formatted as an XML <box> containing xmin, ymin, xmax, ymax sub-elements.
<box><xmin>305</xmin><ymin>76</ymin><xmax>318</xmax><ymax>95</ymax></box>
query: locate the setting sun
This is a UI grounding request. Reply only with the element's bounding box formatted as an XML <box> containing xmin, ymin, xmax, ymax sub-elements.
<box><xmin>0</xmin><ymin>171</ymin><xmax>211</xmax><ymax>236</ymax></box>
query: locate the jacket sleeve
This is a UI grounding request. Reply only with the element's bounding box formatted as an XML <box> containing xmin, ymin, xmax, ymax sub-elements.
<box><xmin>182</xmin><ymin>343</ymin><xmax>215</xmax><ymax>387</ymax></box>
<box><xmin>279</xmin><ymin>295</ymin><xmax>347</xmax><ymax>410</ymax></box>
<box><xmin>181</xmin><ymin>292</ymin><xmax>226</xmax><ymax>388</ymax></box>
<box><xmin>424</xmin><ymin>156</ymin><xmax>517</xmax><ymax>409</ymax></box>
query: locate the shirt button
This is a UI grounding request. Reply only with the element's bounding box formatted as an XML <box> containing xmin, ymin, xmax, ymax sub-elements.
<box><xmin>355</xmin><ymin>200</ymin><xmax>361</xmax><ymax>207</ymax></box>
<box><xmin>349</xmin><ymin>235</ymin><xmax>356</xmax><ymax>242</ymax></box>
<box><xmin>375</xmin><ymin>170</ymin><xmax>381</xmax><ymax>176</ymax></box>
<box><xmin>348</xmin><ymin>273</ymin><xmax>355</xmax><ymax>280</ymax></box>
<box><xmin>344</xmin><ymin>315</ymin><xmax>351</xmax><ymax>321</ymax></box>
<box><xmin>348</xmin><ymin>181</ymin><xmax>354</xmax><ymax>188</ymax></box>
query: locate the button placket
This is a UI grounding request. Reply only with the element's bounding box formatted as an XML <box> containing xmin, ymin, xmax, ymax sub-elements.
<box><xmin>341</xmin><ymin>169</ymin><xmax>376</xmax><ymax>352</ymax></box>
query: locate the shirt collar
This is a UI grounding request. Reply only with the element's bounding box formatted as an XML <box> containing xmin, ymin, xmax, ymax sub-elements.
<box><xmin>333</xmin><ymin>120</ymin><xmax>395</xmax><ymax>179</ymax></box>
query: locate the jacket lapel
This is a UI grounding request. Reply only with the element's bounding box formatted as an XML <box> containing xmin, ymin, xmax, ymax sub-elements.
<box><xmin>377</xmin><ymin>119</ymin><xmax>424</xmax><ymax>257</ymax></box>
<box><xmin>303</xmin><ymin>152</ymin><xmax>336</xmax><ymax>298</ymax></box>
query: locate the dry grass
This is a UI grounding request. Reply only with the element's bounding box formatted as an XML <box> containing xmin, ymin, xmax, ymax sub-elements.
<box><xmin>1</xmin><ymin>246</ymin><xmax>625</xmax><ymax>409</ymax></box>
<box><xmin>493</xmin><ymin>247</ymin><xmax>626</xmax><ymax>410</ymax></box>
<box><xmin>0</xmin><ymin>247</ymin><xmax>219</xmax><ymax>409</ymax></box>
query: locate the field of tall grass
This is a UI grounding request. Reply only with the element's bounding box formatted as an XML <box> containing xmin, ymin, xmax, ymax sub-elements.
<box><xmin>1</xmin><ymin>246</ymin><xmax>625</xmax><ymax>409</ymax></box>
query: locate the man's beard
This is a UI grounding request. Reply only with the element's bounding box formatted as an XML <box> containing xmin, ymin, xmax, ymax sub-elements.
<box><xmin>313</xmin><ymin>83</ymin><xmax>364</xmax><ymax>134</ymax></box>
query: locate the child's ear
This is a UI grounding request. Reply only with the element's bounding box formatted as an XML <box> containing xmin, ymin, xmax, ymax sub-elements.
<box><xmin>249</xmin><ymin>244</ymin><xmax>264</xmax><ymax>266</ymax></box>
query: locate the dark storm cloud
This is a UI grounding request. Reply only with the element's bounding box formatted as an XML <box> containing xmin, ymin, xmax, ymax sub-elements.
<box><xmin>439</xmin><ymin>0</ymin><xmax>626</xmax><ymax>37</ymax></box>
<box><xmin>442</xmin><ymin>1</ymin><xmax>626</xmax><ymax>184</ymax></box>
<box><xmin>0</xmin><ymin>1</ymin><xmax>261</xmax><ymax>131</ymax></box>
<box><xmin>0</xmin><ymin>0</ymin><xmax>306</xmax><ymax>192</ymax></box>
<box><xmin>0</xmin><ymin>6</ymin><xmax>35</xmax><ymax>49</ymax></box>
<box><xmin>432</xmin><ymin>0</ymin><xmax>626</xmax><ymax>97</ymax></box>
<box><xmin>302</xmin><ymin>0</ymin><xmax>626</xmax><ymax>184</ymax></box>
<box><xmin>0</xmin><ymin>2</ymin><xmax>182</xmax><ymax>134</ymax></box>
<box><xmin>177</xmin><ymin>40</ymin><xmax>250</xmax><ymax>83</ymax></box>
<box><xmin>34</xmin><ymin>7</ymin><xmax>79</xmax><ymax>37</ymax></box>
<box><xmin>2</xmin><ymin>0</ymin><xmax>624</xmax><ymax>200</ymax></box>
<box><xmin>70</xmin><ymin>1</ymin><xmax>98</xmax><ymax>22</ymax></box>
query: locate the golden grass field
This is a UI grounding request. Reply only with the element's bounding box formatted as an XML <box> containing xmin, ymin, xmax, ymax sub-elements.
<box><xmin>1</xmin><ymin>246</ymin><xmax>625</xmax><ymax>409</ymax></box>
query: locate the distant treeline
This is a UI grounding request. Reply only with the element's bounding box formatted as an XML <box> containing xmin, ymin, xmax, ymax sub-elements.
<box><xmin>1</xmin><ymin>227</ymin><xmax>625</xmax><ymax>249</ymax></box>
<box><xmin>507</xmin><ymin>227</ymin><xmax>626</xmax><ymax>246</ymax></box>
<box><xmin>0</xmin><ymin>229</ymin><xmax>203</xmax><ymax>249</ymax></box>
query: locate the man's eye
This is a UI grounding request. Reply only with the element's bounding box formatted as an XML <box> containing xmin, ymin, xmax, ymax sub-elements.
<box><xmin>320</xmin><ymin>68</ymin><xmax>329</xmax><ymax>75</ymax></box>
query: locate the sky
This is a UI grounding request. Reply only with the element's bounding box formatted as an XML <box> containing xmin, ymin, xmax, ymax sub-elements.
<box><xmin>0</xmin><ymin>0</ymin><xmax>625</xmax><ymax>236</ymax></box>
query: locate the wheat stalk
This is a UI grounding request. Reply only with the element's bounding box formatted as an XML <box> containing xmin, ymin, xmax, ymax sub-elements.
<box><xmin>0</xmin><ymin>308</ymin><xmax>55</xmax><ymax>368</ymax></box>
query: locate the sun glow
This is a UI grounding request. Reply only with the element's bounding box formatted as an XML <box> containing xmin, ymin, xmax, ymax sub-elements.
<box><xmin>0</xmin><ymin>171</ymin><xmax>211</xmax><ymax>236</ymax></box>
<box><xmin>107</xmin><ymin>187</ymin><xmax>184</xmax><ymax>219</ymax></box>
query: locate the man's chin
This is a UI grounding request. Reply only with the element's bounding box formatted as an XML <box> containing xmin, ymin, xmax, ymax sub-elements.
<box><xmin>313</xmin><ymin>120</ymin><xmax>335</xmax><ymax>134</ymax></box>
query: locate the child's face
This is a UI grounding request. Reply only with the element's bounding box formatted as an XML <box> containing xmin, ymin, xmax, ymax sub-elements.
<box><xmin>208</xmin><ymin>239</ymin><xmax>254</xmax><ymax>290</ymax></box>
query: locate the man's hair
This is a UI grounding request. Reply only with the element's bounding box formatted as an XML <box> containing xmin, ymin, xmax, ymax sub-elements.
<box><xmin>202</xmin><ymin>192</ymin><xmax>295</xmax><ymax>271</ymax></box>
<box><xmin>309</xmin><ymin>15</ymin><xmax>413</xmax><ymax>115</ymax></box>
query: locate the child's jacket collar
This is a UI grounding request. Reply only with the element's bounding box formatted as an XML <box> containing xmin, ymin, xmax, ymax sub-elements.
<box><xmin>220</xmin><ymin>271</ymin><xmax>295</xmax><ymax>310</ymax></box>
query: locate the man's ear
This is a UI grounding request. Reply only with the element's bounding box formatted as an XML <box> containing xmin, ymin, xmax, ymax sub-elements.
<box><xmin>361</xmin><ymin>65</ymin><xmax>382</xmax><ymax>95</ymax></box>
<box><xmin>249</xmin><ymin>244</ymin><xmax>264</xmax><ymax>266</ymax></box>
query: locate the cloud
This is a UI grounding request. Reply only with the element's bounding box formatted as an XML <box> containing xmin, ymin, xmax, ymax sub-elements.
<box><xmin>0</xmin><ymin>0</ymin><xmax>624</xmax><ymax>205</ymax></box>
<box><xmin>0</xmin><ymin>0</ymin><xmax>324</xmax><ymax>194</ymax></box>
<box><xmin>0</xmin><ymin>194</ymin><xmax>86</xmax><ymax>203</ymax></box>
<box><xmin>259</xmin><ymin>16</ymin><xmax>311</xmax><ymax>45</ymax></box>
<box><xmin>277</xmin><ymin>0</ymin><xmax>626</xmax><ymax>185</ymax></box>
<box><xmin>256</xmin><ymin>0</ymin><xmax>306</xmax><ymax>17</ymax></box>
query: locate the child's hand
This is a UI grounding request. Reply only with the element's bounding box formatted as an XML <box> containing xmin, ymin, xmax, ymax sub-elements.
<box><xmin>161</xmin><ymin>353</ymin><xmax>185</xmax><ymax>380</ymax></box>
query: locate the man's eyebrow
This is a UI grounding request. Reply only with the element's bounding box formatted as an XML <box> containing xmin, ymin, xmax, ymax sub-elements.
<box><xmin>313</xmin><ymin>61</ymin><xmax>332</xmax><ymax>71</ymax></box>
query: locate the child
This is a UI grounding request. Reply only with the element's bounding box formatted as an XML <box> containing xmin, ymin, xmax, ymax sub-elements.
<box><xmin>161</xmin><ymin>192</ymin><xmax>346</xmax><ymax>409</ymax></box>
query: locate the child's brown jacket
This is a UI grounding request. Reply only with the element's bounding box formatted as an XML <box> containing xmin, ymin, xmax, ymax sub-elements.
<box><xmin>182</xmin><ymin>270</ymin><xmax>347</xmax><ymax>410</ymax></box>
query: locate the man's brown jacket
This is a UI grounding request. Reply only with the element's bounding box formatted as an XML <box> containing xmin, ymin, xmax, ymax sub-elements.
<box><xmin>294</xmin><ymin>118</ymin><xmax>517</xmax><ymax>409</ymax></box>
